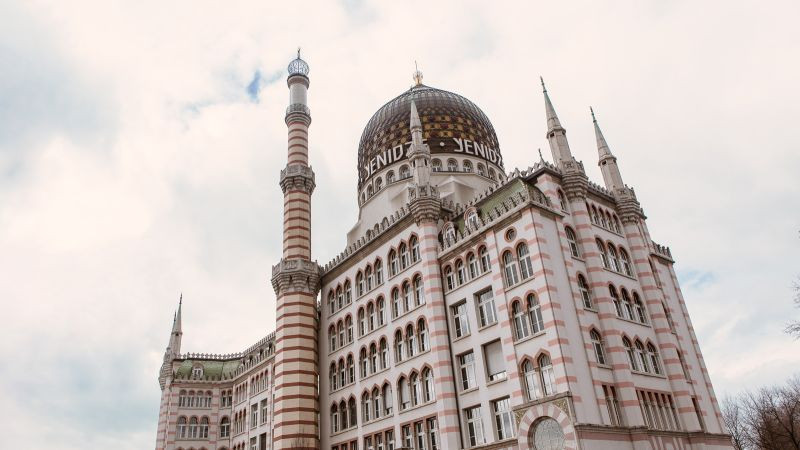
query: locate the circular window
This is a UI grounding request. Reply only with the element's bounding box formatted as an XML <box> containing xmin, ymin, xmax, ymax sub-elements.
<box><xmin>505</xmin><ymin>228</ymin><xmax>516</xmax><ymax>242</ymax></box>
<box><xmin>534</xmin><ymin>417</ymin><xmax>565</xmax><ymax>450</ymax></box>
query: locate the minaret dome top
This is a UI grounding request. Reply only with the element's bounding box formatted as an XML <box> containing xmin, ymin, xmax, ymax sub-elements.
<box><xmin>288</xmin><ymin>48</ymin><xmax>309</xmax><ymax>77</ymax></box>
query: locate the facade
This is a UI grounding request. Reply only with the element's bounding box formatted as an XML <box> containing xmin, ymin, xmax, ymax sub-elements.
<box><xmin>154</xmin><ymin>54</ymin><xmax>734</xmax><ymax>450</ymax></box>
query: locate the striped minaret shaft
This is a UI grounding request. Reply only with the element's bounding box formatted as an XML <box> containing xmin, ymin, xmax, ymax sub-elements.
<box><xmin>271</xmin><ymin>52</ymin><xmax>321</xmax><ymax>450</ymax></box>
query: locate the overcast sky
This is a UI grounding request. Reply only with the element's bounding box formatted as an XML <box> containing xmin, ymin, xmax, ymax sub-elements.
<box><xmin>1</xmin><ymin>1</ymin><xmax>798</xmax><ymax>448</ymax></box>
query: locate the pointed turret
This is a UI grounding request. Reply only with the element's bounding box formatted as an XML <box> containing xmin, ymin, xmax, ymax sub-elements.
<box><xmin>541</xmin><ymin>77</ymin><xmax>574</xmax><ymax>166</ymax></box>
<box><xmin>167</xmin><ymin>294</ymin><xmax>183</xmax><ymax>356</ymax></box>
<box><xmin>591</xmin><ymin>107</ymin><xmax>625</xmax><ymax>190</ymax></box>
<box><xmin>408</xmin><ymin>99</ymin><xmax>432</xmax><ymax>187</ymax></box>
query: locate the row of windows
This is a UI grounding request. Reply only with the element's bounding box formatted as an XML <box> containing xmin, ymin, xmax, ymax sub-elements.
<box><xmin>176</xmin><ymin>416</ymin><xmax>210</xmax><ymax>439</ymax></box>
<box><xmin>327</xmin><ymin>235</ymin><xmax>420</xmax><ymax>316</ymax></box>
<box><xmin>463</xmin><ymin>397</ymin><xmax>516</xmax><ymax>446</ymax></box>
<box><xmin>330</xmin><ymin>367</ymin><xmax>434</xmax><ymax>434</ymax></box>
<box><xmin>443</xmin><ymin>246</ymin><xmax>491</xmax><ymax>291</ymax></box>
<box><xmin>588</xmin><ymin>202</ymin><xmax>622</xmax><ymax>234</ymax></box>
<box><xmin>624</xmin><ymin>338</ymin><xmax>663</xmax><ymax>375</ymax></box>
<box><xmin>609</xmin><ymin>285</ymin><xmax>648</xmax><ymax>324</ymax></box>
<box><xmin>638</xmin><ymin>390</ymin><xmax>681</xmax><ymax>431</ymax></box>
<box><xmin>328</xmin><ymin>275</ymin><xmax>425</xmax><ymax>354</ymax></box>
<box><xmin>596</xmin><ymin>239</ymin><xmax>633</xmax><ymax>276</ymax></box>
<box><xmin>451</xmin><ymin>288</ymin><xmax>497</xmax><ymax>338</ymax></box>
<box><xmin>178</xmin><ymin>390</ymin><xmax>212</xmax><ymax>408</ymax></box>
<box><xmin>502</xmin><ymin>243</ymin><xmax>534</xmax><ymax>287</ymax></box>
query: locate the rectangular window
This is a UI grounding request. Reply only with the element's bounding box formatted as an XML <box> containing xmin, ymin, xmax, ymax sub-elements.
<box><xmin>251</xmin><ymin>404</ymin><xmax>258</xmax><ymax>428</ymax></box>
<box><xmin>402</xmin><ymin>425</ymin><xmax>412</xmax><ymax>449</ymax></box>
<box><xmin>484</xmin><ymin>340</ymin><xmax>506</xmax><ymax>382</ymax></box>
<box><xmin>603</xmin><ymin>385</ymin><xmax>622</xmax><ymax>426</ymax></box>
<box><xmin>364</xmin><ymin>436</ymin><xmax>372</xmax><ymax>450</ymax></box>
<box><xmin>493</xmin><ymin>397</ymin><xmax>515</xmax><ymax>440</ymax></box>
<box><xmin>692</xmin><ymin>397</ymin><xmax>705</xmax><ymax>431</ymax></box>
<box><xmin>415</xmin><ymin>421</ymin><xmax>427</xmax><ymax>450</ymax></box>
<box><xmin>386</xmin><ymin>430</ymin><xmax>394</xmax><ymax>450</ymax></box>
<box><xmin>465</xmin><ymin>406</ymin><xmax>485</xmax><ymax>447</ymax></box>
<box><xmin>458</xmin><ymin>351</ymin><xmax>476</xmax><ymax>390</ymax></box>
<box><xmin>376</xmin><ymin>433</ymin><xmax>384</xmax><ymax>450</ymax></box>
<box><xmin>250</xmin><ymin>437</ymin><xmax>257</xmax><ymax>450</ymax></box>
<box><xmin>260</xmin><ymin>399</ymin><xmax>268</xmax><ymax>424</ymax></box>
<box><xmin>426</xmin><ymin>417</ymin><xmax>439</xmax><ymax>450</ymax></box>
<box><xmin>475</xmin><ymin>288</ymin><xmax>497</xmax><ymax>327</ymax></box>
<box><xmin>452</xmin><ymin>301</ymin><xmax>470</xmax><ymax>338</ymax></box>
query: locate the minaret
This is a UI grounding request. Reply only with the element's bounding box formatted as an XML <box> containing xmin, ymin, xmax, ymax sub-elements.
<box><xmin>270</xmin><ymin>50</ymin><xmax>321</xmax><ymax>450</ymax></box>
<box><xmin>408</xmin><ymin>100</ymin><xmax>432</xmax><ymax>186</ymax></box>
<box><xmin>591</xmin><ymin>107</ymin><xmax>625</xmax><ymax>191</ymax></box>
<box><xmin>169</xmin><ymin>295</ymin><xmax>183</xmax><ymax>355</ymax></box>
<box><xmin>541</xmin><ymin>77</ymin><xmax>574</xmax><ymax>167</ymax></box>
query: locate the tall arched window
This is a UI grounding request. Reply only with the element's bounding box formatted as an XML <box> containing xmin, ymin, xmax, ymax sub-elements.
<box><xmin>338</xmin><ymin>359</ymin><xmax>346</xmax><ymax>388</ymax></box>
<box><xmin>372</xmin><ymin>387</ymin><xmax>381</xmax><ymax>419</ymax></box>
<box><xmin>527</xmin><ymin>294</ymin><xmax>544</xmax><ymax>334</ymax></box>
<box><xmin>345</xmin><ymin>315</ymin><xmax>353</xmax><ymax>343</ymax></box>
<box><xmin>619</xmin><ymin>248</ymin><xmax>632</xmax><ymax>276</ymax></box>
<box><xmin>219</xmin><ymin>417</ymin><xmax>230</xmax><ymax>438</ymax></box>
<box><xmin>379</xmin><ymin>338</ymin><xmax>388</xmax><ymax>369</ymax></box>
<box><xmin>339</xmin><ymin>400</ymin><xmax>347</xmax><ymax>430</ymax></box>
<box><xmin>512</xmin><ymin>300</ymin><xmax>530</xmax><ymax>340</ymax></box>
<box><xmin>466</xmin><ymin>209</ymin><xmax>479</xmax><ymax>229</ymax></box>
<box><xmin>623</xmin><ymin>337</ymin><xmax>637</xmax><ymax>371</ymax></box>
<box><xmin>463</xmin><ymin>160</ymin><xmax>473</xmax><ymax>173</ymax></box>
<box><xmin>418</xmin><ymin>319</ymin><xmax>428</xmax><ymax>351</ymax></box>
<box><xmin>538</xmin><ymin>354</ymin><xmax>555</xmax><ymax>396</ymax></box>
<box><xmin>422</xmin><ymin>368</ymin><xmax>434</xmax><ymax>402</ymax></box>
<box><xmin>578</xmin><ymin>274</ymin><xmax>592</xmax><ymax>308</ymax></box>
<box><xmin>369</xmin><ymin>343</ymin><xmax>378</xmax><ymax>373</ymax></box>
<box><xmin>359</xmin><ymin>347</ymin><xmax>368</xmax><ymax>377</ymax></box>
<box><xmin>376</xmin><ymin>297</ymin><xmax>386</xmax><ymax>326</ymax></box>
<box><xmin>479</xmin><ymin>246</ymin><xmax>490</xmax><ymax>273</ymax></box>
<box><xmin>444</xmin><ymin>266</ymin><xmax>454</xmax><ymax>291</ymax></box>
<box><xmin>565</xmin><ymin>227</ymin><xmax>580</xmax><ymax>257</ymax></box>
<box><xmin>455</xmin><ymin>259</ymin><xmax>465</xmax><ymax>285</ymax></box>
<box><xmin>596</xmin><ymin>239</ymin><xmax>609</xmax><ymax>269</ymax></box>
<box><xmin>443</xmin><ymin>223</ymin><xmax>456</xmax><ymax>243</ymax></box>
<box><xmin>188</xmin><ymin>417</ymin><xmax>198</xmax><ymax>438</ymax></box>
<box><xmin>389</xmin><ymin>250</ymin><xmax>398</xmax><ymax>276</ymax></box>
<box><xmin>432</xmin><ymin>159</ymin><xmax>442</xmax><ymax>172</ymax></box>
<box><xmin>336</xmin><ymin>286</ymin><xmax>343</xmax><ymax>309</ymax></box>
<box><xmin>345</xmin><ymin>280</ymin><xmax>352</xmax><ymax>304</ymax></box>
<box><xmin>558</xmin><ymin>190</ymin><xmax>568</xmax><ymax>211</ymax></box>
<box><xmin>413</xmin><ymin>275</ymin><xmax>424</xmax><ymax>306</ymax></box>
<box><xmin>330</xmin><ymin>405</ymin><xmax>338</xmax><ymax>433</ymax></box>
<box><xmin>517</xmin><ymin>243</ymin><xmax>534</xmax><ymax>279</ymax></box>
<box><xmin>647</xmin><ymin>343</ymin><xmax>662</xmax><ymax>374</ymax></box>
<box><xmin>608</xmin><ymin>244</ymin><xmax>620</xmax><ymax>272</ymax></box>
<box><xmin>394</xmin><ymin>330</ymin><xmax>404</xmax><ymax>362</ymax></box>
<box><xmin>609</xmin><ymin>285</ymin><xmax>622</xmax><ymax>317</ymax></box>
<box><xmin>329</xmin><ymin>325</ymin><xmax>336</xmax><ymax>352</ymax></box>
<box><xmin>405</xmin><ymin>324</ymin><xmax>416</xmax><ymax>358</ymax></box>
<box><xmin>356</xmin><ymin>272</ymin><xmax>364</xmax><ymax>297</ymax></box>
<box><xmin>410</xmin><ymin>372</ymin><xmax>421</xmax><ymax>405</ymax></box>
<box><xmin>337</xmin><ymin>320</ymin><xmax>344</xmax><ymax>347</ymax></box>
<box><xmin>447</xmin><ymin>158</ymin><xmax>458</xmax><ymax>171</ymax></box>
<box><xmin>503</xmin><ymin>251</ymin><xmax>520</xmax><ymax>286</ymax></box>
<box><xmin>522</xmin><ymin>360</ymin><xmax>540</xmax><ymax>400</ymax></box>
<box><xmin>348</xmin><ymin>397</ymin><xmax>357</xmax><ymax>428</ymax></box>
<box><xmin>633</xmin><ymin>293</ymin><xmax>647</xmax><ymax>323</ymax></box>
<box><xmin>621</xmin><ymin>289</ymin><xmax>634</xmax><ymax>320</ymax></box>
<box><xmin>383</xmin><ymin>383</ymin><xmax>393</xmax><ymax>415</ymax></box>
<box><xmin>635</xmin><ymin>340</ymin><xmax>649</xmax><ymax>373</ymax></box>
<box><xmin>179</xmin><ymin>390</ymin><xmax>188</xmax><ymax>407</ymax></box>
<box><xmin>362</xmin><ymin>392</ymin><xmax>371</xmax><ymax>422</ymax></box>
<box><xmin>367</xmin><ymin>302</ymin><xmax>375</xmax><ymax>331</ymax></box>
<box><xmin>365</xmin><ymin>265</ymin><xmax>374</xmax><ymax>291</ymax></box>
<box><xmin>590</xmin><ymin>329</ymin><xmax>607</xmax><ymax>365</ymax></box>
<box><xmin>347</xmin><ymin>354</ymin><xmax>354</xmax><ymax>383</ymax></box>
<box><xmin>358</xmin><ymin>308</ymin><xmax>366</xmax><ymax>336</ymax></box>
<box><xmin>177</xmin><ymin>416</ymin><xmax>187</xmax><ymax>438</ymax></box>
<box><xmin>467</xmin><ymin>252</ymin><xmax>478</xmax><ymax>278</ymax></box>
<box><xmin>402</xmin><ymin>281</ymin><xmax>411</xmax><ymax>312</ymax></box>
<box><xmin>410</xmin><ymin>236</ymin><xmax>420</xmax><ymax>263</ymax></box>
<box><xmin>375</xmin><ymin>259</ymin><xmax>384</xmax><ymax>284</ymax></box>
<box><xmin>399</xmin><ymin>243</ymin><xmax>409</xmax><ymax>269</ymax></box>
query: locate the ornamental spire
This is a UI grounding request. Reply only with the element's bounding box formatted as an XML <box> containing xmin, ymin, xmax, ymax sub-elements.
<box><xmin>541</xmin><ymin>76</ymin><xmax>562</xmax><ymax>130</ymax></box>
<box><xmin>591</xmin><ymin>106</ymin><xmax>612</xmax><ymax>158</ymax></box>
<box><xmin>591</xmin><ymin>107</ymin><xmax>625</xmax><ymax>190</ymax></box>
<box><xmin>413</xmin><ymin>61</ymin><xmax>423</xmax><ymax>86</ymax></box>
<box><xmin>409</xmin><ymin>99</ymin><xmax>431</xmax><ymax>186</ymax></box>
<box><xmin>540</xmin><ymin>77</ymin><xmax>573</xmax><ymax>167</ymax></box>
<box><xmin>166</xmin><ymin>293</ymin><xmax>183</xmax><ymax>356</ymax></box>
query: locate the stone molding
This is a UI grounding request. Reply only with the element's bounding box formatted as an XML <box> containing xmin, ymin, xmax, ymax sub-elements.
<box><xmin>615</xmin><ymin>189</ymin><xmax>645</xmax><ymax>224</ymax></box>
<box><xmin>560</xmin><ymin>160</ymin><xmax>589</xmax><ymax>201</ymax></box>
<box><xmin>271</xmin><ymin>258</ymin><xmax>322</xmax><ymax>295</ymax></box>
<box><xmin>408</xmin><ymin>184</ymin><xmax>442</xmax><ymax>224</ymax></box>
<box><xmin>285</xmin><ymin>103</ymin><xmax>311</xmax><ymax>126</ymax></box>
<box><xmin>280</xmin><ymin>164</ymin><xmax>316</xmax><ymax>194</ymax></box>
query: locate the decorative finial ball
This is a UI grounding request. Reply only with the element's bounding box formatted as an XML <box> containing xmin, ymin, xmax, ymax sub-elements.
<box><xmin>288</xmin><ymin>49</ymin><xmax>309</xmax><ymax>76</ymax></box>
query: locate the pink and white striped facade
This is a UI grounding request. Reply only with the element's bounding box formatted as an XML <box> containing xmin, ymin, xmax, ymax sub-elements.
<box><xmin>155</xmin><ymin>55</ymin><xmax>733</xmax><ymax>450</ymax></box>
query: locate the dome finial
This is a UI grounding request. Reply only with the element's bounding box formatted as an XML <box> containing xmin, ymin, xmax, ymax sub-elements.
<box><xmin>413</xmin><ymin>61</ymin><xmax>423</xmax><ymax>86</ymax></box>
<box><xmin>288</xmin><ymin>47</ymin><xmax>309</xmax><ymax>76</ymax></box>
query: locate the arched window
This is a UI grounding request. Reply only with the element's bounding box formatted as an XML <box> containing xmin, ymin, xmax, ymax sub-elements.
<box><xmin>369</xmin><ymin>343</ymin><xmax>378</xmax><ymax>373</ymax></box>
<box><xmin>488</xmin><ymin>167</ymin><xmax>496</xmax><ymax>179</ymax></box>
<box><xmin>394</xmin><ymin>330</ymin><xmax>404</xmax><ymax>362</ymax></box>
<box><xmin>410</xmin><ymin>372</ymin><xmax>421</xmax><ymax>405</ymax></box>
<box><xmin>533</xmin><ymin>417</ymin><xmax>565</xmax><ymax>449</ymax></box>
<box><xmin>375</xmin><ymin>259</ymin><xmax>384</xmax><ymax>284</ymax></box>
<box><xmin>410</xmin><ymin>236</ymin><xmax>420</xmax><ymax>263</ymax></box>
<box><xmin>623</xmin><ymin>337</ymin><xmax>637</xmax><ymax>371</ymax></box>
<box><xmin>443</xmin><ymin>223</ymin><xmax>456</xmax><ymax>243</ymax></box>
<box><xmin>635</xmin><ymin>340</ymin><xmax>650</xmax><ymax>373</ymax></box>
<box><xmin>339</xmin><ymin>399</ymin><xmax>348</xmax><ymax>430</ymax></box>
<box><xmin>405</xmin><ymin>324</ymin><xmax>416</xmax><ymax>358</ymax></box>
<box><xmin>359</xmin><ymin>347</ymin><xmax>368</xmax><ymax>378</ymax></box>
<box><xmin>432</xmin><ymin>159</ymin><xmax>442</xmax><ymax>172</ymax></box>
<box><xmin>189</xmin><ymin>417</ymin><xmax>198</xmax><ymax>438</ymax></box>
<box><xmin>376</xmin><ymin>297</ymin><xmax>385</xmax><ymax>326</ymax></box>
<box><xmin>463</xmin><ymin>160</ymin><xmax>473</xmax><ymax>173</ymax></box>
<box><xmin>477</xmin><ymin>163</ymin><xmax>486</xmax><ymax>176</ymax></box>
<box><xmin>345</xmin><ymin>315</ymin><xmax>353</xmax><ymax>343</ymax></box>
<box><xmin>634</xmin><ymin>293</ymin><xmax>647</xmax><ymax>323</ymax></box>
<box><xmin>398</xmin><ymin>377</ymin><xmax>410</xmax><ymax>410</ymax></box>
<box><xmin>391</xmin><ymin>288</ymin><xmax>401</xmax><ymax>318</ymax></box>
<box><xmin>402</xmin><ymin>281</ymin><xmax>412</xmax><ymax>312</ymax></box>
<box><xmin>336</xmin><ymin>286</ymin><xmax>344</xmax><ymax>309</ymax></box>
<box><xmin>339</xmin><ymin>359</ymin><xmax>346</xmax><ymax>387</ymax></box>
<box><xmin>345</xmin><ymin>280</ymin><xmax>352</xmax><ymax>304</ymax></box>
<box><xmin>367</xmin><ymin>302</ymin><xmax>375</xmax><ymax>331</ymax></box>
<box><xmin>413</xmin><ymin>275</ymin><xmax>424</xmax><ymax>306</ymax></box>
<box><xmin>444</xmin><ymin>266</ymin><xmax>454</xmax><ymax>291</ymax></box>
<box><xmin>400</xmin><ymin>165</ymin><xmax>410</xmax><ymax>179</ymax></box>
<box><xmin>329</xmin><ymin>325</ymin><xmax>336</xmax><ymax>352</ymax></box>
<box><xmin>647</xmin><ymin>343</ymin><xmax>662</xmax><ymax>374</ymax></box>
<box><xmin>596</xmin><ymin>239</ymin><xmax>609</xmax><ymax>268</ymax></box>
<box><xmin>455</xmin><ymin>259</ymin><xmax>465</xmax><ymax>285</ymax></box>
<box><xmin>590</xmin><ymin>329</ymin><xmax>607</xmax><ymax>365</ymax></box>
<box><xmin>578</xmin><ymin>274</ymin><xmax>592</xmax><ymax>308</ymax></box>
<box><xmin>465</xmin><ymin>209</ymin><xmax>479</xmax><ymax>229</ymax></box>
<box><xmin>382</xmin><ymin>383</ymin><xmax>393</xmax><ymax>415</ymax></box>
<box><xmin>522</xmin><ymin>360</ymin><xmax>540</xmax><ymax>400</ymax></box>
<box><xmin>613</xmin><ymin>215</ymin><xmax>621</xmax><ymax>233</ymax></box>
<box><xmin>362</xmin><ymin>392</ymin><xmax>370</xmax><ymax>423</ymax></box>
<box><xmin>348</xmin><ymin>397</ymin><xmax>357</xmax><ymax>428</ymax></box>
<box><xmin>422</xmin><ymin>368</ymin><xmax>434</xmax><ymax>402</ymax></box>
<box><xmin>380</xmin><ymin>338</ymin><xmax>388</xmax><ymax>369</ymax></box>
<box><xmin>512</xmin><ymin>300</ymin><xmax>530</xmax><ymax>340</ymax></box>
<box><xmin>365</xmin><ymin>265</ymin><xmax>374</xmax><ymax>291</ymax></box>
<box><xmin>600</xmin><ymin>211</ymin><xmax>609</xmax><ymax>229</ymax></box>
<box><xmin>372</xmin><ymin>387</ymin><xmax>381</xmax><ymax>419</ymax></box>
<box><xmin>619</xmin><ymin>248</ymin><xmax>632</xmax><ymax>276</ymax></box>
<box><xmin>565</xmin><ymin>227</ymin><xmax>580</xmax><ymax>257</ymax></box>
<box><xmin>179</xmin><ymin>390</ymin><xmax>188</xmax><ymax>407</ymax></box>
<box><xmin>418</xmin><ymin>319</ymin><xmax>429</xmax><ymax>351</ymax></box>
<box><xmin>527</xmin><ymin>293</ymin><xmax>544</xmax><ymax>334</ymax></box>
<box><xmin>219</xmin><ymin>416</ymin><xmax>230</xmax><ymax>438</ymax></box>
<box><xmin>347</xmin><ymin>354</ymin><xmax>355</xmax><ymax>383</ymax></box>
<box><xmin>367</xmin><ymin>184</ymin><xmax>374</xmax><ymax>196</ymax></box>
<box><xmin>386</xmin><ymin>170</ymin><xmax>395</xmax><ymax>183</ymax></box>
<box><xmin>177</xmin><ymin>416</ymin><xmax>187</xmax><ymax>438</ymax></box>
<box><xmin>358</xmin><ymin>308</ymin><xmax>366</xmax><ymax>336</ymax></box>
<box><xmin>591</xmin><ymin>206</ymin><xmax>600</xmax><ymax>224</ymax></box>
<box><xmin>621</xmin><ymin>289</ymin><xmax>634</xmax><ymax>320</ymax></box>
<box><xmin>558</xmin><ymin>190</ymin><xmax>568</xmax><ymax>211</ymax></box>
<box><xmin>517</xmin><ymin>243</ymin><xmax>534</xmax><ymax>279</ymax></box>
<box><xmin>375</xmin><ymin>177</ymin><xmax>383</xmax><ymax>191</ymax></box>
<box><xmin>330</xmin><ymin>405</ymin><xmax>339</xmax><ymax>433</ymax></box>
<box><xmin>337</xmin><ymin>320</ymin><xmax>344</xmax><ymax>347</ymax></box>
<box><xmin>399</xmin><ymin>243</ymin><xmax>409</xmax><ymax>269</ymax></box>
<box><xmin>447</xmin><ymin>159</ymin><xmax>458</xmax><ymax>171</ymax></box>
<box><xmin>608</xmin><ymin>244</ymin><xmax>620</xmax><ymax>272</ymax></box>
<box><xmin>464</xmin><ymin>253</ymin><xmax>478</xmax><ymax>280</ymax></box>
<box><xmin>388</xmin><ymin>250</ymin><xmax>398</xmax><ymax>276</ymax></box>
<box><xmin>503</xmin><ymin>251</ymin><xmax>519</xmax><ymax>286</ymax></box>
<box><xmin>328</xmin><ymin>290</ymin><xmax>335</xmax><ymax>313</ymax></box>
<box><xmin>610</xmin><ymin>285</ymin><xmax>622</xmax><ymax>317</ymax></box>
<box><xmin>538</xmin><ymin>354</ymin><xmax>555</xmax><ymax>396</ymax></box>
<box><xmin>356</xmin><ymin>272</ymin><xmax>364</xmax><ymax>297</ymax></box>
<box><xmin>479</xmin><ymin>246</ymin><xmax>490</xmax><ymax>273</ymax></box>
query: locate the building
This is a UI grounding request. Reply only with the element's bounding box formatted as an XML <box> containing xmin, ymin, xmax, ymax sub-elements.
<box><xmin>154</xmin><ymin>53</ymin><xmax>734</xmax><ymax>450</ymax></box>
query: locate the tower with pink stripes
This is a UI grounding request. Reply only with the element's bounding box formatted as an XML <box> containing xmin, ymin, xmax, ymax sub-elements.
<box><xmin>154</xmin><ymin>54</ymin><xmax>734</xmax><ymax>450</ymax></box>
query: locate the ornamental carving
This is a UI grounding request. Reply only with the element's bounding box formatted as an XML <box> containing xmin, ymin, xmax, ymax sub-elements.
<box><xmin>408</xmin><ymin>184</ymin><xmax>442</xmax><ymax>224</ymax></box>
<box><xmin>280</xmin><ymin>165</ymin><xmax>316</xmax><ymax>194</ymax></box>
<box><xmin>271</xmin><ymin>258</ymin><xmax>322</xmax><ymax>295</ymax></box>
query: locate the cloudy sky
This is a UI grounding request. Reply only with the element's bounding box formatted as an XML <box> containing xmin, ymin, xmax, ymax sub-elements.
<box><xmin>1</xmin><ymin>0</ymin><xmax>798</xmax><ymax>448</ymax></box>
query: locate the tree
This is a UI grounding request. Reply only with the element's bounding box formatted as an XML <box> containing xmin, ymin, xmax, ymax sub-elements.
<box><xmin>724</xmin><ymin>375</ymin><xmax>800</xmax><ymax>449</ymax></box>
<box><xmin>786</xmin><ymin>278</ymin><xmax>800</xmax><ymax>338</ymax></box>
<box><xmin>722</xmin><ymin>396</ymin><xmax>749</xmax><ymax>450</ymax></box>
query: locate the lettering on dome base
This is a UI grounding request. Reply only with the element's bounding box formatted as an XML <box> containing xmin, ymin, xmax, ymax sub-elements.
<box><xmin>359</xmin><ymin>137</ymin><xmax>504</xmax><ymax>186</ymax></box>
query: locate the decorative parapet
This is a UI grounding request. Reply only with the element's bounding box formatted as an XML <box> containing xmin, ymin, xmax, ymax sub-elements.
<box><xmin>408</xmin><ymin>184</ymin><xmax>442</xmax><ymax>224</ymax></box>
<box><xmin>279</xmin><ymin>164</ymin><xmax>315</xmax><ymax>194</ymax></box>
<box><xmin>285</xmin><ymin>103</ymin><xmax>311</xmax><ymax>125</ymax></box>
<box><xmin>271</xmin><ymin>258</ymin><xmax>322</xmax><ymax>295</ymax></box>
<box><xmin>651</xmin><ymin>241</ymin><xmax>673</xmax><ymax>261</ymax></box>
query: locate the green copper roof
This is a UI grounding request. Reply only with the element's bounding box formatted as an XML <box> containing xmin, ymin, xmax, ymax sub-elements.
<box><xmin>175</xmin><ymin>359</ymin><xmax>242</xmax><ymax>379</ymax></box>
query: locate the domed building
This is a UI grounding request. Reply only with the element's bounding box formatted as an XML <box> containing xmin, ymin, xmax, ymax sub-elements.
<box><xmin>154</xmin><ymin>54</ymin><xmax>734</xmax><ymax>450</ymax></box>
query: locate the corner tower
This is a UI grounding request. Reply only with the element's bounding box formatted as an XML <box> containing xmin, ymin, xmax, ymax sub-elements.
<box><xmin>270</xmin><ymin>50</ymin><xmax>321</xmax><ymax>450</ymax></box>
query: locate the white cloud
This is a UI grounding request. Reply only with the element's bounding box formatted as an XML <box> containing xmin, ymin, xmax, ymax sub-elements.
<box><xmin>1</xmin><ymin>0</ymin><xmax>799</xmax><ymax>447</ymax></box>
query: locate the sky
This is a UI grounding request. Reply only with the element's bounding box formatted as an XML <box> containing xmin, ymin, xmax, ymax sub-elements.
<box><xmin>0</xmin><ymin>0</ymin><xmax>798</xmax><ymax>448</ymax></box>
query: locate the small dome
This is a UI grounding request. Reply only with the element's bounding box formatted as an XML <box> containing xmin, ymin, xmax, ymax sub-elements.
<box><xmin>288</xmin><ymin>50</ymin><xmax>309</xmax><ymax>76</ymax></box>
<box><xmin>357</xmin><ymin>84</ymin><xmax>502</xmax><ymax>190</ymax></box>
